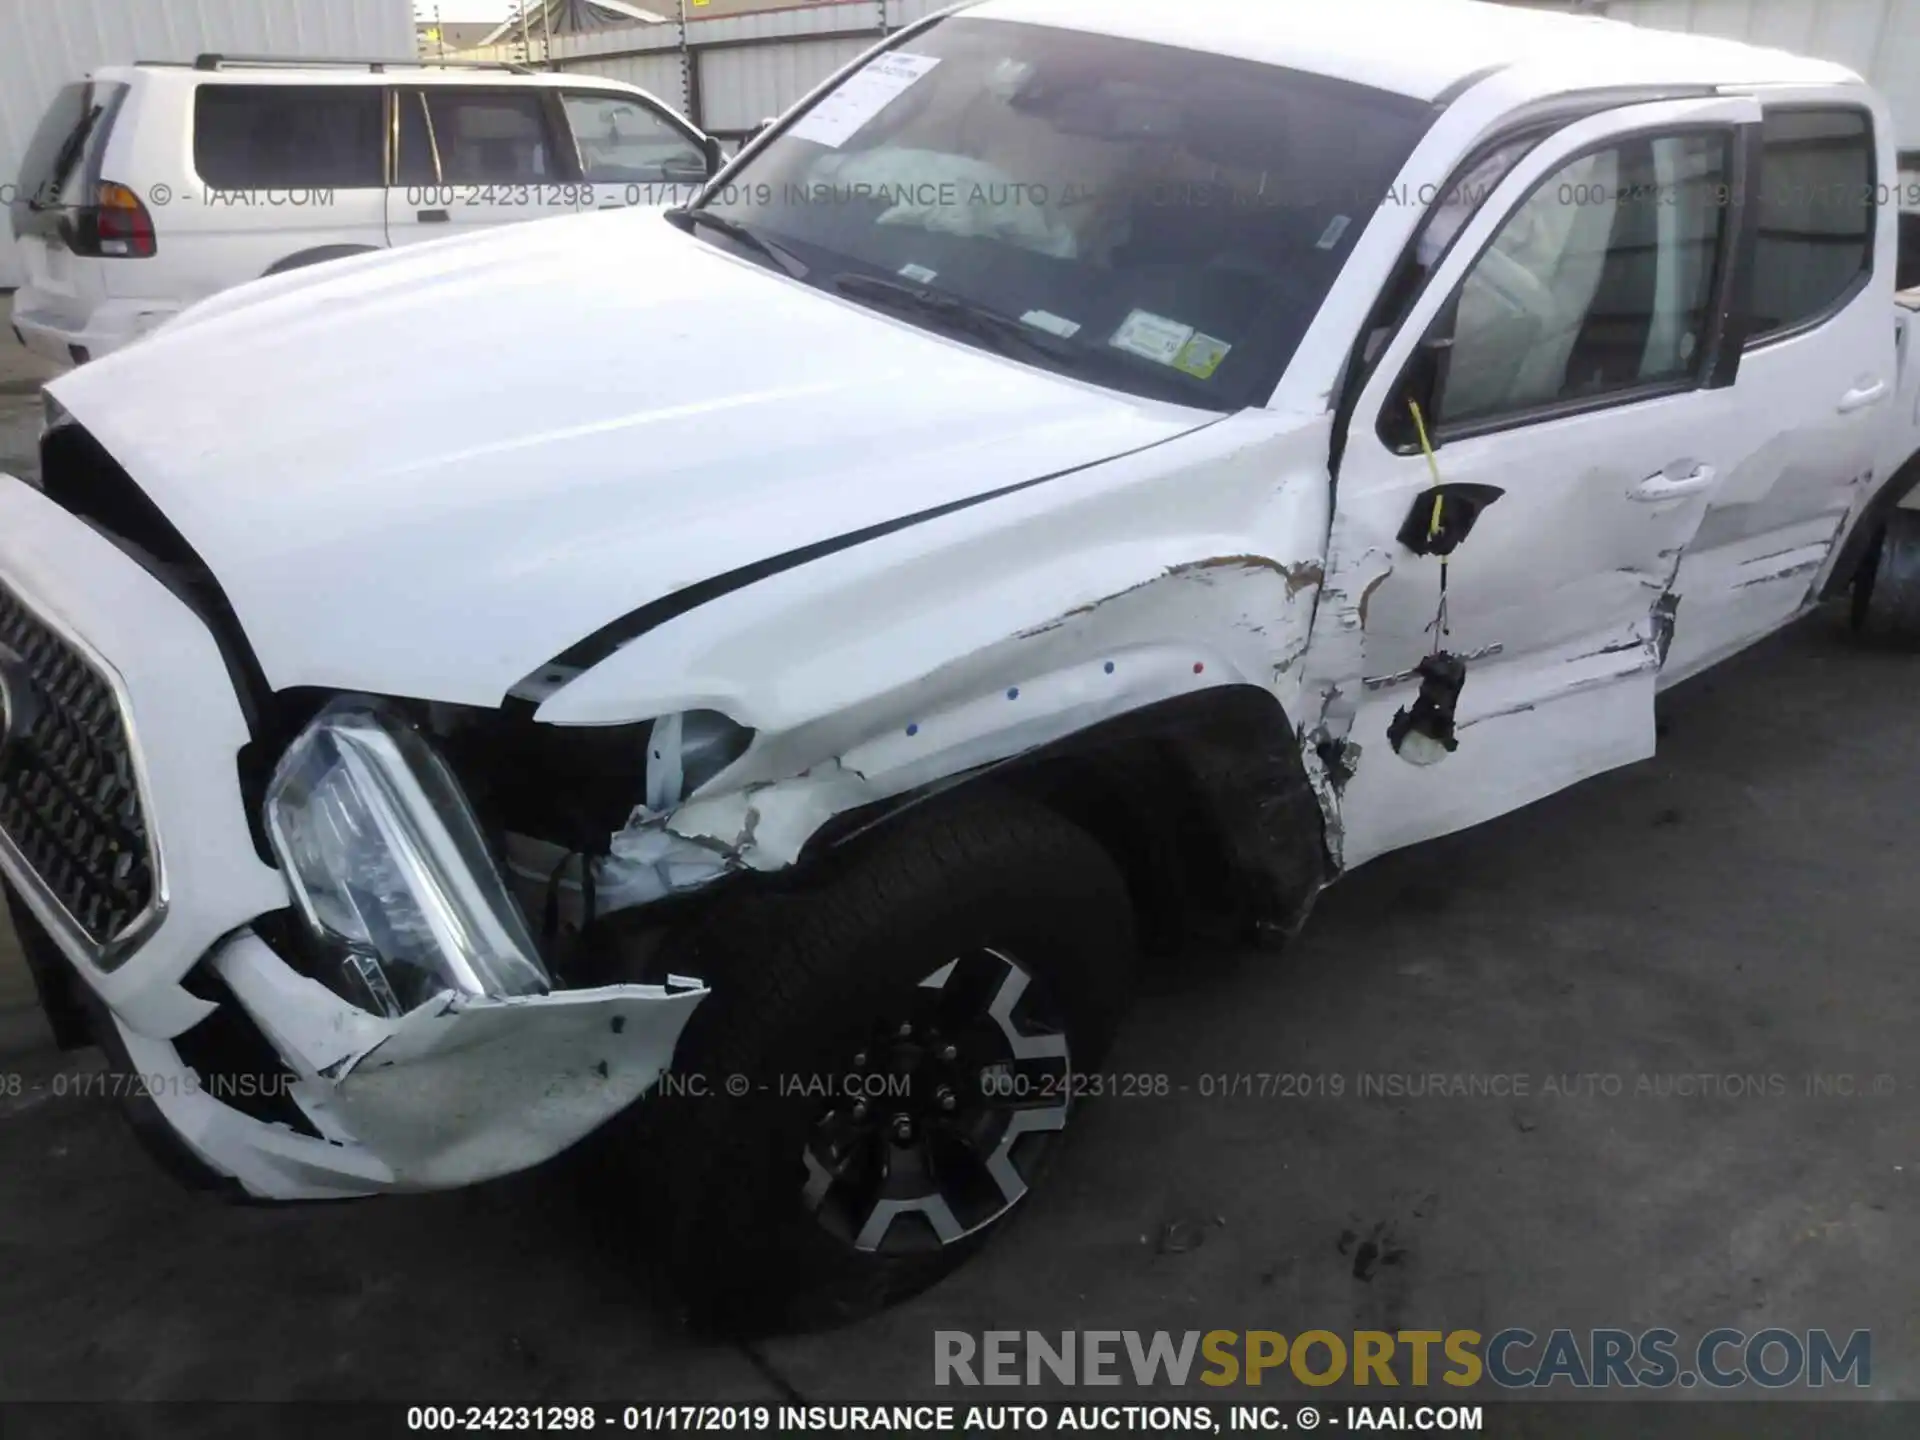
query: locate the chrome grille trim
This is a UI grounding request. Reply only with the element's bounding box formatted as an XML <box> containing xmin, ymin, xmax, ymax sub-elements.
<box><xmin>0</xmin><ymin>577</ymin><xmax>167</xmax><ymax>969</ymax></box>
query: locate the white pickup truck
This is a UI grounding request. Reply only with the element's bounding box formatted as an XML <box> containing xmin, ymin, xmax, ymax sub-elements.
<box><xmin>4</xmin><ymin>0</ymin><xmax>1919</xmax><ymax>1330</ymax></box>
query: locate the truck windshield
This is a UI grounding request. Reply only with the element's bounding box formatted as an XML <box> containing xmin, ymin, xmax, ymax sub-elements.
<box><xmin>693</xmin><ymin>17</ymin><xmax>1433</xmax><ymax>411</ymax></box>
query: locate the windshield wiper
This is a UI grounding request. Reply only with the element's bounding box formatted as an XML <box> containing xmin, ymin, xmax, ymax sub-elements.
<box><xmin>831</xmin><ymin>273</ymin><xmax>1080</xmax><ymax>364</ymax></box>
<box><xmin>30</xmin><ymin>103</ymin><xmax>105</xmax><ymax>211</ymax></box>
<box><xmin>665</xmin><ymin>207</ymin><xmax>808</xmax><ymax>278</ymax></box>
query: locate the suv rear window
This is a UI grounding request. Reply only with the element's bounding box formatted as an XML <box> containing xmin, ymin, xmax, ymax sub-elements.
<box><xmin>192</xmin><ymin>85</ymin><xmax>384</xmax><ymax>189</ymax></box>
<box><xmin>10</xmin><ymin>79</ymin><xmax>128</xmax><ymax>236</ymax></box>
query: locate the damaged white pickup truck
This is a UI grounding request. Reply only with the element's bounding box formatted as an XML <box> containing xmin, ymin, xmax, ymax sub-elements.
<box><xmin>6</xmin><ymin>0</ymin><xmax>1920</xmax><ymax>1329</ymax></box>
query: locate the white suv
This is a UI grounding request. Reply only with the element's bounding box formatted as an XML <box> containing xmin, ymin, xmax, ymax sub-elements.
<box><xmin>7</xmin><ymin>57</ymin><xmax>719</xmax><ymax>364</ymax></box>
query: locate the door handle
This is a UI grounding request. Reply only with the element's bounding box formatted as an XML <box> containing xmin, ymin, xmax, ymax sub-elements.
<box><xmin>417</xmin><ymin>209</ymin><xmax>450</xmax><ymax>224</ymax></box>
<box><xmin>1838</xmin><ymin>380</ymin><xmax>1889</xmax><ymax>413</ymax></box>
<box><xmin>1630</xmin><ymin>465</ymin><xmax>1716</xmax><ymax>503</ymax></box>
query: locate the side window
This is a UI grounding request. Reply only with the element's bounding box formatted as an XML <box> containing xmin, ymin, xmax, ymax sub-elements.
<box><xmin>423</xmin><ymin>91</ymin><xmax>558</xmax><ymax>184</ymax></box>
<box><xmin>193</xmin><ymin>85</ymin><xmax>384</xmax><ymax>189</ymax></box>
<box><xmin>1419</xmin><ymin>131</ymin><xmax>1732</xmax><ymax>432</ymax></box>
<box><xmin>560</xmin><ymin>92</ymin><xmax>706</xmax><ymax>183</ymax></box>
<box><xmin>1747</xmin><ymin>108</ymin><xmax>1875</xmax><ymax>342</ymax></box>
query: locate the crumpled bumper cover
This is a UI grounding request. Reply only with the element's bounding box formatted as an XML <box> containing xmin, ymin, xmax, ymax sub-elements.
<box><xmin>114</xmin><ymin>930</ymin><xmax>709</xmax><ymax>1199</ymax></box>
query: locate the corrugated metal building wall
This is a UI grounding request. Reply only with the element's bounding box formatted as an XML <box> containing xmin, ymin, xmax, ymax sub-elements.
<box><xmin>0</xmin><ymin>0</ymin><xmax>415</xmax><ymax>287</ymax></box>
<box><xmin>1521</xmin><ymin>0</ymin><xmax>1920</xmax><ymax>151</ymax></box>
<box><xmin>552</xmin><ymin>0</ymin><xmax>943</xmax><ymax>135</ymax></box>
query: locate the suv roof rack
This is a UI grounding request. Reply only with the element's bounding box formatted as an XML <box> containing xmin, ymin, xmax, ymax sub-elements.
<box><xmin>189</xmin><ymin>54</ymin><xmax>537</xmax><ymax>75</ymax></box>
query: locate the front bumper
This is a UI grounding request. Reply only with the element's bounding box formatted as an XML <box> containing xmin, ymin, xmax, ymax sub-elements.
<box><xmin>11</xmin><ymin>288</ymin><xmax>182</xmax><ymax>365</ymax></box>
<box><xmin>0</xmin><ymin>473</ymin><xmax>705</xmax><ymax>1197</ymax></box>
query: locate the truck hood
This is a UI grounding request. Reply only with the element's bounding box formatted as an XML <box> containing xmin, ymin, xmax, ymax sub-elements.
<box><xmin>47</xmin><ymin>208</ymin><xmax>1216</xmax><ymax>708</ymax></box>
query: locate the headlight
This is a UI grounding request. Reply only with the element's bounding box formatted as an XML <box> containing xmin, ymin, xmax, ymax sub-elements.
<box><xmin>265</xmin><ymin>701</ymin><xmax>551</xmax><ymax>1018</ymax></box>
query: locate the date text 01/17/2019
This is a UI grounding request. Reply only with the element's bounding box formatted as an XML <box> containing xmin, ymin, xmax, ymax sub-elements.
<box><xmin>2</xmin><ymin>1070</ymin><xmax>297</xmax><ymax>1101</ymax></box>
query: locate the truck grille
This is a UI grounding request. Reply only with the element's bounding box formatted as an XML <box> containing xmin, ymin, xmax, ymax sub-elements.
<box><xmin>0</xmin><ymin>580</ymin><xmax>157</xmax><ymax>958</ymax></box>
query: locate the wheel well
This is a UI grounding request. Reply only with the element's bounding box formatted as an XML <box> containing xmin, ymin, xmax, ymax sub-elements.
<box><xmin>262</xmin><ymin>244</ymin><xmax>378</xmax><ymax>277</ymax></box>
<box><xmin>798</xmin><ymin>686</ymin><xmax>1332</xmax><ymax>956</ymax></box>
<box><xmin>1821</xmin><ymin>447</ymin><xmax>1920</xmax><ymax>601</ymax></box>
<box><xmin>997</xmin><ymin>744</ymin><xmax>1238</xmax><ymax>956</ymax></box>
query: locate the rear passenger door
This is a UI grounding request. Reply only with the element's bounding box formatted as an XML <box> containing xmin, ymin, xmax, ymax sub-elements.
<box><xmin>188</xmin><ymin>82</ymin><xmax>388</xmax><ymax>288</ymax></box>
<box><xmin>1663</xmin><ymin>97</ymin><xmax>1892</xmax><ymax>680</ymax></box>
<box><xmin>557</xmin><ymin>88</ymin><xmax>712</xmax><ymax>212</ymax></box>
<box><xmin>386</xmin><ymin>86</ymin><xmax>579</xmax><ymax>247</ymax></box>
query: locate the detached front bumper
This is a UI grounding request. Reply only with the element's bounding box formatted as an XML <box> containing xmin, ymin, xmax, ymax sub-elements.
<box><xmin>0</xmin><ymin>473</ymin><xmax>705</xmax><ymax>1198</ymax></box>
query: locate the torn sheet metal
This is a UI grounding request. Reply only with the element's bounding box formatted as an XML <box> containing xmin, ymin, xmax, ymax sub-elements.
<box><xmin>504</xmin><ymin>828</ymin><xmax>734</xmax><ymax>934</ymax></box>
<box><xmin>524</xmin><ymin>412</ymin><xmax>1335</xmax><ymax>907</ymax></box>
<box><xmin>211</xmin><ymin>932</ymin><xmax>705</xmax><ymax>1192</ymax></box>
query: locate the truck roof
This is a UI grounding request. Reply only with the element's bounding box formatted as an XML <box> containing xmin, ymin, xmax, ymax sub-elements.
<box><xmin>972</xmin><ymin>0</ymin><xmax>1861</xmax><ymax>103</ymax></box>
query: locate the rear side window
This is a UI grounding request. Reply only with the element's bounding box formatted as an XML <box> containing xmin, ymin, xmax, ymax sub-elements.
<box><xmin>1748</xmin><ymin>108</ymin><xmax>1875</xmax><ymax>342</ymax></box>
<box><xmin>193</xmin><ymin>85</ymin><xmax>384</xmax><ymax>189</ymax></box>
<box><xmin>423</xmin><ymin>91</ymin><xmax>559</xmax><ymax>183</ymax></box>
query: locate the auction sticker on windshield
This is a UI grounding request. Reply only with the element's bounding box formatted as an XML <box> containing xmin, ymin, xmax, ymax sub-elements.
<box><xmin>789</xmin><ymin>53</ymin><xmax>942</xmax><ymax>149</ymax></box>
<box><xmin>1173</xmin><ymin>332</ymin><xmax>1232</xmax><ymax>379</ymax></box>
<box><xmin>1109</xmin><ymin>309</ymin><xmax>1195</xmax><ymax>365</ymax></box>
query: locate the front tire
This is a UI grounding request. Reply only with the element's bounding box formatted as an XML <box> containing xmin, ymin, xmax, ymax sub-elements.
<box><xmin>619</xmin><ymin>791</ymin><xmax>1135</xmax><ymax>1333</ymax></box>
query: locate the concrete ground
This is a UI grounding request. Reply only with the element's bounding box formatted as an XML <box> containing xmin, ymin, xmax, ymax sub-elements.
<box><xmin>0</xmin><ymin>298</ymin><xmax>1914</xmax><ymax>1409</ymax></box>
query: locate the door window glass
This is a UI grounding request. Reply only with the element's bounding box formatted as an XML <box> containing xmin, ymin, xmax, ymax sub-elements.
<box><xmin>423</xmin><ymin>91</ymin><xmax>557</xmax><ymax>183</ymax></box>
<box><xmin>561</xmin><ymin>93</ymin><xmax>705</xmax><ymax>182</ymax></box>
<box><xmin>1427</xmin><ymin>131</ymin><xmax>1732</xmax><ymax>430</ymax></box>
<box><xmin>1748</xmin><ymin>108</ymin><xmax>1874</xmax><ymax>341</ymax></box>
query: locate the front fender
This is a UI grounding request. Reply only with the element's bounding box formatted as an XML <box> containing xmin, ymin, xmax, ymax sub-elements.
<box><xmin>538</xmin><ymin>411</ymin><xmax>1335</xmax><ymax>876</ymax></box>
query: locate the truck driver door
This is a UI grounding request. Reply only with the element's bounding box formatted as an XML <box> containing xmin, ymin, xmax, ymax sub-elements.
<box><xmin>1308</xmin><ymin>96</ymin><xmax>1766</xmax><ymax>870</ymax></box>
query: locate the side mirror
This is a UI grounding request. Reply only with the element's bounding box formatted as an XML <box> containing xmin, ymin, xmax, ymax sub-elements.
<box><xmin>702</xmin><ymin>135</ymin><xmax>725</xmax><ymax>178</ymax></box>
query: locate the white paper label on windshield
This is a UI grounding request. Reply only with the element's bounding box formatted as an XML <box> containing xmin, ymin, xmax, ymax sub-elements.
<box><xmin>788</xmin><ymin>53</ymin><xmax>942</xmax><ymax>149</ymax></box>
<box><xmin>1316</xmin><ymin>214</ymin><xmax>1353</xmax><ymax>250</ymax></box>
<box><xmin>1022</xmin><ymin>309</ymin><xmax>1082</xmax><ymax>339</ymax></box>
<box><xmin>1109</xmin><ymin>309</ymin><xmax>1195</xmax><ymax>365</ymax></box>
<box><xmin>899</xmin><ymin>262</ymin><xmax>938</xmax><ymax>284</ymax></box>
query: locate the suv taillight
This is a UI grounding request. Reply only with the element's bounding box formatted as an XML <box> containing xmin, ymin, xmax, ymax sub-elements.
<box><xmin>70</xmin><ymin>181</ymin><xmax>156</xmax><ymax>258</ymax></box>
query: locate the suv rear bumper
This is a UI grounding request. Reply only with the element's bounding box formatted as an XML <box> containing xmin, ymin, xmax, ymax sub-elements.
<box><xmin>11</xmin><ymin>287</ymin><xmax>182</xmax><ymax>364</ymax></box>
<box><xmin>0</xmin><ymin>472</ymin><xmax>706</xmax><ymax>1198</ymax></box>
